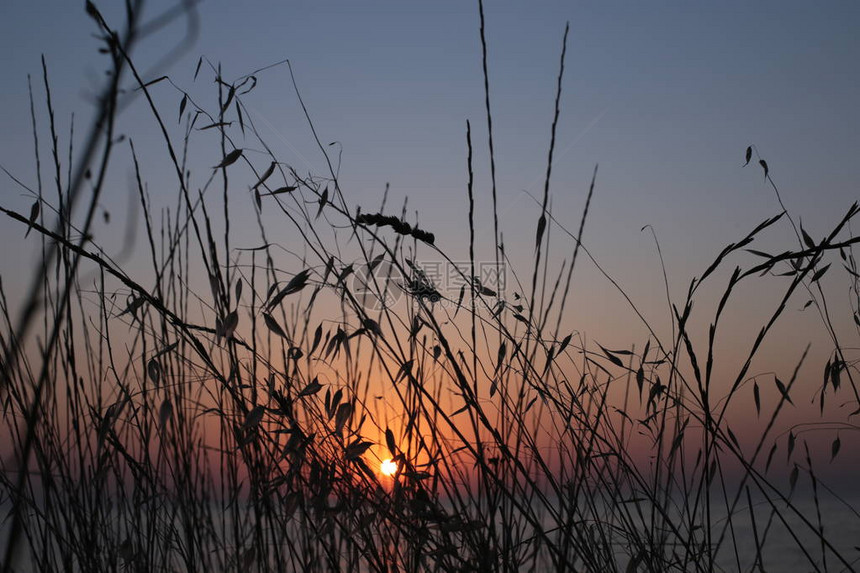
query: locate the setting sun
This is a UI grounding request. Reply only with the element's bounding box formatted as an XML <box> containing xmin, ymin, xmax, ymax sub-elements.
<box><xmin>4</xmin><ymin>2</ymin><xmax>860</xmax><ymax>571</ymax></box>
<box><xmin>380</xmin><ymin>458</ymin><xmax>398</xmax><ymax>477</ymax></box>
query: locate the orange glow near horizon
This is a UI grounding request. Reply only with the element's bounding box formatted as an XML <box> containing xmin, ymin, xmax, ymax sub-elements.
<box><xmin>380</xmin><ymin>458</ymin><xmax>398</xmax><ymax>477</ymax></box>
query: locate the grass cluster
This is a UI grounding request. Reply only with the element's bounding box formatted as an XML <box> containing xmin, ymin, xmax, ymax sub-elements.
<box><xmin>2</xmin><ymin>2</ymin><xmax>859</xmax><ymax>572</ymax></box>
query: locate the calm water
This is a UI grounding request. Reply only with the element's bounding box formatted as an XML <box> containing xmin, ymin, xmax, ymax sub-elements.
<box><xmin>2</xmin><ymin>492</ymin><xmax>859</xmax><ymax>571</ymax></box>
<box><xmin>711</xmin><ymin>494</ymin><xmax>860</xmax><ymax>572</ymax></box>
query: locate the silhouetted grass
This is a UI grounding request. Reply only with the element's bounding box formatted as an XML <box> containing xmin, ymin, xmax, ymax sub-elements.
<box><xmin>2</xmin><ymin>2</ymin><xmax>859</xmax><ymax>572</ymax></box>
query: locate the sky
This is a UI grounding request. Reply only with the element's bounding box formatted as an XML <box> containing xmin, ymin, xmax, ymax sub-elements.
<box><xmin>1</xmin><ymin>2</ymin><xmax>859</xmax><ymax>479</ymax></box>
<box><xmin>2</xmin><ymin>1</ymin><xmax>858</xmax><ymax>290</ymax></box>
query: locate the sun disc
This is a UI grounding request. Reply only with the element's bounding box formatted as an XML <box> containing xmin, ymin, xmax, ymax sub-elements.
<box><xmin>380</xmin><ymin>458</ymin><xmax>397</xmax><ymax>476</ymax></box>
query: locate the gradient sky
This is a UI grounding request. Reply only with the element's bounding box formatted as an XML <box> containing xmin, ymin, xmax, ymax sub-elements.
<box><xmin>2</xmin><ymin>1</ymin><xmax>858</xmax><ymax>283</ymax></box>
<box><xmin>1</xmin><ymin>2</ymin><xmax>859</xmax><ymax>478</ymax></box>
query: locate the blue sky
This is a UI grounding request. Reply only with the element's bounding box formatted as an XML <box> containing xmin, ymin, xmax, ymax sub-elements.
<box><xmin>1</xmin><ymin>1</ymin><xmax>858</xmax><ymax>368</ymax></box>
<box><xmin>3</xmin><ymin>1</ymin><xmax>858</xmax><ymax>255</ymax></box>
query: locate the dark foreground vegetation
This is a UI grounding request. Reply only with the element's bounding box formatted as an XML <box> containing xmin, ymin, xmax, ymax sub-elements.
<box><xmin>2</xmin><ymin>2</ymin><xmax>859</xmax><ymax>572</ymax></box>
